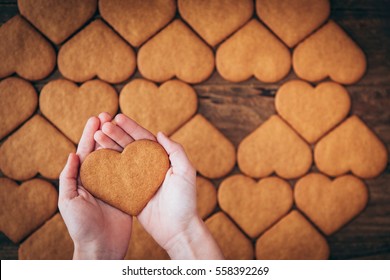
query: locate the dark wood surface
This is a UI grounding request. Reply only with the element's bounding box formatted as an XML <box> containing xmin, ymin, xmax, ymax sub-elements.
<box><xmin>0</xmin><ymin>0</ymin><xmax>389</xmax><ymax>260</ymax></box>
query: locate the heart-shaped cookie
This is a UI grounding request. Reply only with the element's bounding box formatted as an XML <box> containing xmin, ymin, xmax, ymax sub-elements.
<box><xmin>178</xmin><ymin>0</ymin><xmax>253</xmax><ymax>46</ymax></box>
<box><xmin>119</xmin><ymin>79</ymin><xmax>197</xmax><ymax>136</ymax></box>
<box><xmin>137</xmin><ymin>20</ymin><xmax>214</xmax><ymax>84</ymax></box>
<box><xmin>18</xmin><ymin>0</ymin><xmax>97</xmax><ymax>44</ymax></box>
<box><xmin>294</xmin><ymin>173</ymin><xmax>368</xmax><ymax>235</ymax></box>
<box><xmin>0</xmin><ymin>77</ymin><xmax>37</xmax><ymax>140</ymax></box>
<box><xmin>171</xmin><ymin>114</ymin><xmax>236</xmax><ymax>179</ymax></box>
<box><xmin>256</xmin><ymin>210</ymin><xmax>329</xmax><ymax>260</ymax></box>
<box><xmin>237</xmin><ymin>115</ymin><xmax>312</xmax><ymax>179</ymax></box>
<box><xmin>40</xmin><ymin>79</ymin><xmax>118</xmax><ymax>143</ymax></box>
<box><xmin>219</xmin><ymin>175</ymin><xmax>293</xmax><ymax>238</ymax></box>
<box><xmin>314</xmin><ymin>116</ymin><xmax>388</xmax><ymax>178</ymax></box>
<box><xmin>293</xmin><ymin>20</ymin><xmax>366</xmax><ymax>84</ymax></box>
<box><xmin>0</xmin><ymin>15</ymin><xmax>56</xmax><ymax>81</ymax></box>
<box><xmin>0</xmin><ymin>178</ymin><xmax>58</xmax><ymax>243</ymax></box>
<box><xmin>196</xmin><ymin>176</ymin><xmax>217</xmax><ymax>219</ymax></box>
<box><xmin>58</xmin><ymin>19</ymin><xmax>136</xmax><ymax>84</ymax></box>
<box><xmin>256</xmin><ymin>0</ymin><xmax>330</xmax><ymax>47</ymax></box>
<box><xmin>80</xmin><ymin>140</ymin><xmax>170</xmax><ymax>216</ymax></box>
<box><xmin>99</xmin><ymin>0</ymin><xmax>176</xmax><ymax>47</ymax></box>
<box><xmin>275</xmin><ymin>80</ymin><xmax>351</xmax><ymax>143</ymax></box>
<box><xmin>0</xmin><ymin>115</ymin><xmax>76</xmax><ymax>180</ymax></box>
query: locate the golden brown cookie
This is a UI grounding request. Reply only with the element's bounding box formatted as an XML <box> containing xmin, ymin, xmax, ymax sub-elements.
<box><xmin>18</xmin><ymin>213</ymin><xmax>73</xmax><ymax>260</ymax></box>
<box><xmin>256</xmin><ymin>210</ymin><xmax>329</xmax><ymax>260</ymax></box>
<box><xmin>58</xmin><ymin>19</ymin><xmax>136</xmax><ymax>84</ymax></box>
<box><xmin>0</xmin><ymin>77</ymin><xmax>37</xmax><ymax>140</ymax></box>
<box><xmin>0</xmin><ymin>115</ymin><xmax>76</xmax><ymax>180</ymax></box>
<box><xmin>294</xmin><ymin>173</ymin><xmax>368</xmax><ymax>235</ymax></box>
<box><xmin>119</xmin><ymin>79</ymin><xmax>197</xmax><ymax>136</ymax></box>
<box><xmin>80</xmin><ymin>140</ymin><xmax>170</xmax><ymax>216</ymax></box>
<box><xmin>40</xmin><ymin>79</ymin><xmax>118</xmax><ymax>143</ymax></box>
<box><xmin>314</xmin><ymin>116</ymin><xmax>388</xmax><ymax>179</ymax></box>
<box><xmin>171</xmin><ymin>114</ymin><xmax>236</xmax><ymax>179</ymax></box>
<box><xmin>256</xmin><ymin>0</ymin><xmax>330</xmax><ymax>47</ymax></box>
<box><xmin>18</xmin><ymin>0</ymin><xmax>97</xmax><ymax>44</ymax></box>
<box><xmin>137</xmin><ymin>20</ymin><xmax>214</xmax><ymax>84</ymax></box>
<box><xmin>237</xmin><ymin>115</ymin><xmax>312</xmax><ymax>179</ymax></box>
<box><xmin>216</xmin><ymin>19</ymin><xmax>291</xmax><ymax>83</ymax></box>
<box><xmin>99</xmin><ymin>0</ymin><xmax>176</xmax><ymax>47</ymax></box>
<box><xmin>218</xmin><ymin>175</ymin><xmax>293</xmax><ymax>238</ymax></box>
<box><xmin>178</xmin><ymin>0</ymin><xmax>253</xmax><ymax>46</ymax></box>
<box><xmin>205</xmin><ymin>212</ymin><xmax>253</xmax><ymax>260</ymax></box>
<box><xmin>125</xmin><ymin>218</ymin><xmax>169</xmax><ymax>260</ymax></box>
<box><xmin>196</xmin><ymin>176</ymin><xmax>217</xmax><ymax>219</ymax></box>
<box><xmin>0</xmin><ymin>178</ymin><xmax>57</xmax><ymax>243</ymax></box>
<box><xmin>275</xmin><ymin>80</ymin><xmax>351</xmax><ymax>143</ymax></box>
<box><xmin>0</xmin><ymin>15</ymin><xmax>56</xmax><ymax>80</ymax></box>
<box><xmin>293</xmin><ymin>20</ymin><xmax>366</xmax><ymax>84</ymax></box>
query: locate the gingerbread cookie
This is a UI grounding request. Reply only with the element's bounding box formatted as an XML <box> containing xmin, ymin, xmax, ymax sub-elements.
<box><xmin>0</xmin><ymin>77</ymin><xmax>37</xmax><ymax>140</ymax></box>
<box><xmin>40</xmin><ymin>79</ymin><xmax>118</xmax><ymax>143</ymax></box>
<box><xmin>216</xmin><ymin>19</ymin><xmax>291</xmax><ymax>83</ymax></box>
<box><xmin>293</xmin><ymin>20</ymin><xmax>366</xmax><ymax>84</ymax></box>
<box><xmin>256</xmin><ymin>210</ymin><xmax>329</xmax><ymax>260</ymax></box>
<box><xmin>18</xmin><ymin>213</ymin><xmax>73</xmax><ymax>260</ymax></box>
<box><xmin>256</xmin><ymin>0</ymin><xmax>330</xmax><ymax>47</ymax></box>
<box><xmin>205</xmin><ymin>212</ymin><xmax>253</xmax><ymax>260</ymax></box>
<box><xmin>314</xmin><ymin>116</ymin><xmax>388</xmax><ymax>178</ymax></box>
<box><xmin>137</xmin><ymin>20</ymin><xmax>214</xmax><ymax>84</ymax></box>
<box><xmin>0</xmin><ymin>115</ymin><xmax>76</xmax><ymax>180</ymax></box>
<box><xmin>218</xmin><ymin>175</ymin><xmax>292</xmax><ymax>238</ymax></box>
<box><xmin>18</xmin><ymin>0</ymin><xmax>97</xmax><ymax>44</ymax></box>
<box><xmin>80</xmin><ymin>140</ymin><xmax>170</xmax><ymax>216</ymax></box>
<box><xmin>99</xmin><ymin>0</ymin><xmax>176</xmax><ymax>47</ymax></box>
<box><xmin>58</xmin><ymin>19</ymin><xmax>136</xmax><ymax>84</ymax></box>
<box><xmin>178</xmin><ymin>0</ymin><xmax>253</xmax><ymax>46</ymax></box>
<box><xmin>294</xmin><ymin>173</ymin><xmax>368</xmax><ymax>235</ymax></box>
<box><xmin>0</xmin><ymin>15</ymin><xmax>56</xmax><ymax>80</ymax></box>
<box><xmin>196</xmin><ymin>176</ymin><xmax>217</xmax><ymax>219</ymax></box>
<box><xmin>275</xmin><ymin>80</ymin><xmax>351</xmax><ymax>143</ymax></box>
<box><xmin>237</xmin><ymin>115</ymin><xmax>312</xmax><ymax>179</ymax></box>
<box><xmin>171</xmin><ymin>114</ymin><xmax>236</xmax><ymax>179</ymax></box>
<box><xmin>0</xmin><ymin>178</ymin><xmax>57</xmax><ymax>243</ymax></box>
<box><xmin>119</xmin><ymin>79</ymin><xmax>197</xmax><ymax>136</ymax></box>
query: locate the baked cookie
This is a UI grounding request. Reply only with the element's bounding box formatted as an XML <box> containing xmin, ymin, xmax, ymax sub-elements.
<box><xmin>293</xmin><ymin>20</ymin><xmax>367</xmax><ymax>84</ymax></box>
<box><xmin>18</xmin><ymin>0</ymin><xmax>97</xmax><ymax>44</ymax></box>
<box><xmin>0</xmin><ymin>15</ymin><xmax>56</xmax><ymax>80</ymax></box>
<box><xmin>18</xmin><ymin>213</ymin><xmax>73</xmax><ymax>260</ymax></box>
<box><xmin>314</xmin><ymin>116</ymin><xmax>388</xmax><ymax>178</ymax></box>
<box><xmin>216</xmin><ymin>19</ymin><xmax>291</xmax><ymax>83</ymax></box>
<box><xmin>218</xmin><ymin>175</ymin><xmax>293</xmax><ymax>238</ymax></box>
<box><xmin>40</xmin><ymin>79</ymin><xmax>118</xmax><ymax>143</ymax></box>
<box><xmin>0</xmin><ymin>115</ymin><xmax>76</xmax><ymax>180</ymax></box>
<box><xmin>196</xmin><ymin>176</ymin><xmax>217</xmax><ymax>219</ymax></box>
<box><xmin>294</xmin><ymin>173</ymin><xmax>368</xmax><ymax>235</ymax></box>
<box><xmin>256</xmin><ymin>0</ymin><xmax>330</xmax><ymax>47</ymax></box>
<box><xmin>58</xmin><ymin>19</ymin><xmax>136</xmax><ymax>84</ymax></box>
<box><xmin>119</xmin><ymin>79</ymin><xmax>197</xmax><ymax>136</ymax></box>
<box><xmin>137</xmin><ymin>20</ymin><xmax>214</xmax><ymax>84</ymax></box>
<box><xmin>0</xmin><ymin>178</ymin><xmax>58</xmax><ymax>243</ymax></box>
<box><xmin>99</xmin><ymin>0</ymin><xmax>176</xmax><ymax>47</ymax></box>
<box><xmin>178</xmin><ymin>0</ymin><xmax>253</xmax><ymax>46</ymax></box>
<box><xmin>256</xmin><ymin>210</ymin><xmax>329</xmax><ymax>260</ymax></box>
<box><xmin>205</xmin><ymin>212</ymin><xmax>253</xmax><ymax>260</ymax></box>
<box><xmin>0</xmin><ymin>77</ymin><xmax>37</xmax><ymax>140</ymax></box>
<box><xmin>80</xmin><ymin>140</ymin><xmax>170</xmax><ymax>216</ymax></box>
<box><xmin>237</xmin><ymin>115</ymin><xmax>312</xmax><ymax>179</ymax></box>
<box><xmin>171</xmin><ymin>114</ymin><xmax>236</xmax><ymax>179</ymax></box>
<box><xmin>275</xmin><ymin>80</ymin><xmax>351</xmax><ymax>143</ymax></box>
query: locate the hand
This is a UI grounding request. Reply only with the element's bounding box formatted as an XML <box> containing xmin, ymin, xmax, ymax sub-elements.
<box><xmin>59</xmin><ymin>113</ymin><xmax>132</xmax><ymax>260</ymax></box>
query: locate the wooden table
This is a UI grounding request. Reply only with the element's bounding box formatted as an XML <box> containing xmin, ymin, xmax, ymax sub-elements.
<box><xmin>1</xmin><ymin>0</ymin><xmax>389</xmax><ymax>259</ymax></box>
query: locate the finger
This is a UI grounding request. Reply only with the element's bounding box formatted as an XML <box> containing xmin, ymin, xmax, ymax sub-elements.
<box><xmin>77</xmin><ymin>116</ymin><xmax>100</xmax><ymax>163</ymax></box>
<box><xmin>114</xmin><ymin>114</ymin><xmax>155</xmax><ymax>141</ymax></box>
<box><xmin>94</xmin><ymin>130</ymin><xmax>123</xmax><ymax>152</ymax></box>
<box><xmin>102</xmin><ymin>122</ymin><xmax>134</xmax><ymax>148</ymax></box>
<box><xmin>95</xmin><ymin>112</ymin><xmax>112</xmax><ymax>150</ymax></box>
<box><xmin>59</xmin><ymin>153</ymin><xmax>80</xmax><ymax>201</ymax></box>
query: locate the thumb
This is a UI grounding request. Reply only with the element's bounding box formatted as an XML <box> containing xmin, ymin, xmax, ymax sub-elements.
<box><xmin>59</xmin><ymin>153</ymin><xmax>80</xmax><ymax>201</ymax></box>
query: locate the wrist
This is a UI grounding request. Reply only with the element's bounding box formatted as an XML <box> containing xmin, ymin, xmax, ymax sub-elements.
<box><xmin>73</xmin><ymin>242</ymin><xmax>124</xmax><ymax>260</ymax></box>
